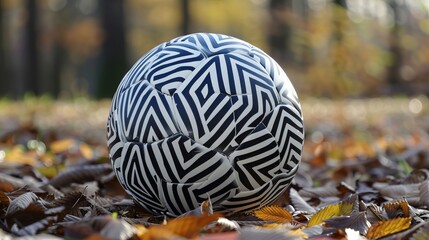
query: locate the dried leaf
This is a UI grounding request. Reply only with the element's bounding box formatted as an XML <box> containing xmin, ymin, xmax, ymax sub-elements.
<box><xmin>0</xmin><ymin>173</ymin><xmax>26</xmax><ymax>191</ymax></box>
<box><xmin>47</xmin><ymin>191</ymin><xmax>89</xmax><ymax>217</ymax></box>
<box><xmin>383</xmin><ymin>199</ymin><xmax>410</xmax><ymax>218</ymax></box>
<box><xmin>142</xmin><ymin>213</ymin><xmax>222</xmax><ymax>239</ymax></box>
<box><xmin>5</xmin><ymin>145</ymin><xmax>37</xmax><ymax>165</ymax></box>
<box><xmin>79</xmin><ymin>143</ymin><xmax>94</xmax><ymax>159</ymax></box>
<box><xmin>307</xmin><ymin>201</ymin><xmax>353</xmax><ymax>227</ymax></box>
<box><xmin>299</xmin><ymin>185</ymin><xmax>340</xmax><ymax>199</ymax></box>
<box><xmin>419</xmin><ymin>180</ymin><xmax>429</xmax><ymax>207</ymax></box>
<box><xmin>48</xmin><ymin>164</ymin><xmax>112</xmax><ymax>188</ymax></box>
<box><xmin>404</xmin><ymin>169</ymin><xmax>429</xmax><ymax>184</ymax></box>
<box><xmin>254</xmin><ymin>205</ymin><xmax>293</xmax><ymax>223</ymax></box>
<box><xmin>365</xmin><ymin>203</ymin><xmax>386</xmax><ymax>223</ymax></box>
<box><xmin>50</xmin><ymin>139</ymin><xmax>76</xmax><ymax>153</ymax></box>
<box><xmin>379</xmin><ymin>183</ymin><xmax>420</xmax><ymax>199</ymax></box>
<box><xmin>324</xmin><ymin>212</ymin><xmax>371</xmax><ymax>235</ymax></box>
<box><xmin>366</xmin><ymin>217</ymin><xmax>412</xmax><ymax>240</ymax></box>
<box><xmin>164</xmin><ymin>213</ymin><xmax>222</xmax><ymax>238</ymax></box>
<box><xmin>11</xmin><ymin>216</ymin><xmax>57</xmax><ymax>236</ymax></box>
<box><xmin>289</xmin><ymin>188</ymin><xmax>316</xmax><ymax>214</ymax></box>
<box><xmin>0</xmin><ymin>191</ymin><xmax>10</xmax><ymax>210</ymax></box>
<box><xmin>6</xmin><ymin>192</ymin><xmax>40</xmax><ymax>216</ymax></box>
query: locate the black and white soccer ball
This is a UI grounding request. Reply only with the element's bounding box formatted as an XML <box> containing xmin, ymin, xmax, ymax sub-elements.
<box><xmin>107</xmin><ymin>33</ymin><xmax>304</xmax><ymax>216</ymax></box>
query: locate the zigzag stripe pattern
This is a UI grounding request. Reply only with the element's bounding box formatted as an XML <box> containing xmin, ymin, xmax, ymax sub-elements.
<box><xmin>107</xmin><ymin>33</ymin><xmax>304</xmax><ymax>216</ymax></box>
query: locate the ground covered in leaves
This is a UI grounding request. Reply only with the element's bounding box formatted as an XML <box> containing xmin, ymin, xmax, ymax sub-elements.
<box><xmin>0</xmin><ymin>96</ymin><xmax>428</xmax><ymax>240</ymax></box>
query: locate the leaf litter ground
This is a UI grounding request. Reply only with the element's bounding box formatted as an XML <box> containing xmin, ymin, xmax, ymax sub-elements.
<box><xmin>0</xmin><ymin>97</ymin><xmax>428</xmax><ymax>239</ymax></box>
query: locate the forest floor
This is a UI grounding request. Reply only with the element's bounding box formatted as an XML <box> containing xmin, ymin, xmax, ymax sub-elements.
<box><xmin>0</xmin><ymin>96</ymin><xmax>428</xmax><ymax>239</ymax></box>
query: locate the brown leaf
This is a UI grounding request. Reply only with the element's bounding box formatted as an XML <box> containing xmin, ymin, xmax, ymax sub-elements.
<box><xmin>0</xmin><ymin>173</ymin><xmax>26</xmax><ymax>192</ymax></box>
<box><xmin>48</xmin><ymin>164</ymin><xmax>112</xmax><ymax>188</ymax></box>
<box><xmin>47</xmin><ymin>191</ymin><xmax>89</xmax><ymax>217</ymax></box>
<box><xmin>307</xmin><ymin>201</ymin><xmax>353</xmax><ymax>227</ymax></box>
<box><xmin>50</xmin><ymin>139</ymin><xmax>76</xmax><ymax>153</ymax></box>
<box><xmin>142</xmin><ymin>213</ymin><xmax>222</xmax><ymax>239</ymax></box>
<box><xmin>0</xmin><ymin>191</ymin><xmax>10</xmax><ymax>211</ymax></box>
<box><xmin>366</xmin><ymin>217</ymin><xmax>412</xmax><ymax>240</ymax></box>
<box><xmin>383</xmin><ymin>199</ymin><xmax>410</xmax><ymax>218</ymax></box>
<box><xmin>254</xmin><ymin>205</ymin><xmax>293</xmax><ymax>223</ymax></box>
<box><xmin>324</xmin><ymin>212</ymin><xmax>371</xmax><ymax>235</ymax></box>
<box><xmin>6</xmin><ymin>192</ymin><xmax>40</xmax><ymax>216</ymax></box>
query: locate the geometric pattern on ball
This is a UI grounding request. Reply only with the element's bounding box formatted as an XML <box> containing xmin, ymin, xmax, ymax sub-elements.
<box><xmin>107</xmin><ymin>33</ymin><xmax>304</xmax><ymax>216</ymax></box>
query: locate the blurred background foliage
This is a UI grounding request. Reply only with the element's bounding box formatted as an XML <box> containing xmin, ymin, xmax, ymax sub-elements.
<box><xmin>0</xmin><ymin>0</ymin><xmax>428</xmax><ymax>99</ymax></box>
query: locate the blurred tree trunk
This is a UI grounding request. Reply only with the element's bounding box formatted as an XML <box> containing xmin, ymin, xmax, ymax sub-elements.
<box><xmin>181</xmin><ymin>0</ymin><xmax>191</xmax><ymax>35</ymax></box>
<box><xmin>97</xmin><ymin>0</ymin><xmax>127</xmax><ymax>99</ymax></box>
<box><xmin>331</xmin><ymin>0</ymin><xmax>349</xmax><ymax>95</ymax></box>
<box><xmin>0</xmin><ymin>2</ymin><xmax>6</xmax><ymax>96</ymax></box>
<box><xmin>24</xmin><ymin>0</ymin><xmax>39</xmax><ymax>96</ymax></box>
<box><xmin>293</xmin><ymin>0</ymin><xmax>311</xmax><ymax>68</ymax></box>
<box><xmin>268</xmin><ymin>0</ymin><xmax>293</xmax><ymax>64</ymax></box>
<box><xmin>386</xmin><ymin>0</ymin><xmax>403</xmax><ymax>93</ymax></box>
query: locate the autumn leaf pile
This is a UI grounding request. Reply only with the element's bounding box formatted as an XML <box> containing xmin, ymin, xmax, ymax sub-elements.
<box><xmin>0</xmin><ymin>97</ymin><xmax>428</xmax><ymax>240</ymax></box>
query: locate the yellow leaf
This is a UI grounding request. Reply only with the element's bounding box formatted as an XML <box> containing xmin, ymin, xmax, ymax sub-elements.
<box><xmin>36</xmin><ymin>164</ymin><xmax>65</xmax><ymax>178</ymax></box>
<box><xmin>308</xmin><ymin>202</ymin><xmax>353</xmax><ymax>227</ymax></box>
<box><xmin>80</xmin><ymin>143</ymin><xmax>94</xmax><ymax>159</ymax></box>
<box><xmin>5</xmin><ymin>145</ymin><xmax>36</xmax><ymax>165</ymax></box>
<box><xmin>50</xmin><ymin>139</ymin><xmax>75</xmax><ymax>153</ymax></box>
<box><xmin>366</xmin><ymin>217</ymin><xmax>412</xmax><ymax>240</ymax></box>
<box><xmin>254</xmin><ymin>205</ymin><xmax>293</xmax><ymax>223</ymax></box>
<box><xmin>141</xmin><ymin>213</ymin><xmax>222</xmax><ymax>239</ymax></box>
<box><xmin>166</xmin><ymin>213</ymin><xmax>222</xmax><ymax>238</ymax></box>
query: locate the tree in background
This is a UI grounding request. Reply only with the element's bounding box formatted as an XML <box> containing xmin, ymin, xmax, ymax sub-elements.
<box><xmin>0</xmin><ymin>1</ymin><xmax>5</xmax><ymax>97</ymax></box>
<box><xmin>97</xmin><ymin>0</ymin><xmax>127</xmax><ymax>99</ymax></box>
<box><xmin>1</xmin><ymin>0</ymin><xmax>429</xmax><ymax>98</ymax></box>
<box><xmin>268</xmin><ymin>0</ymin><xmax>293</xmax><ymax>64</ymax></box>
<box><xmin>23</xmin><ymin>0</ymin><xmax>39</xmax><ymax>96</ymax></box>
<box><xmin>181</xmin><ymin>0</ymin><xmax>191</xmax><ymax>35</ymax></box>
<box><xmin>386</xmin><ymin>0</ymin><xmax>404</xmax><ymax>93</ymax></box>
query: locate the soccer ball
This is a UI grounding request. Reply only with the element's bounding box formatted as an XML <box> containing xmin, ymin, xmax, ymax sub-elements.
<box><xmin>107</xmin><ymin>33</ymin><xmax>304</xmax><ymax>216</ymax></box>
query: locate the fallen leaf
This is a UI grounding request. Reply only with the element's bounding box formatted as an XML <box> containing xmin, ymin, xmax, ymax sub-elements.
<box><xmin>324</xmin><ymin>212</ymin><xmax>371</xmax><ymax>235</ymax></box>
<box><xmin>366</xmin><ymin>217</ymin><xmax>412</xmax><ymax>240</ymax></box>
<box><xmin>142</xmin><ymin>213</ymin><xmax>222</xmax><ymax>239</ymax></box>
<box><xmin>11</xmin><ymin>216</ymin><xmax>57</xmax><ymax>236</ymax></box>
<box><xmin>254</xmin><ymin>205</ymin><xmax>293</xmax><ymax>223</ymax></box>
<box><xmin>307</xmin><ymin>201</ymin><xmax>353</xmax><ymax>227</ymax></box>
<box><xmin>383</xmin><ymin>199</ymin><xmax>410</xmax><ymax>218</ymax></box>
<box><xmin>0</xmin><ymin>191</ymin><xmax>10</xmax><ymax>210</ymax></box>
<box><xmin>50</xmin><ymin>139</ymin><xmax>76</xmax><ymax>154</ymax></box>
<box><xmin>6</xmin><ymin>192</ymin><xmax>41</xmax><ymax>216</ymax></box>
<box><xmin>289</xmin><ymin>188</ymin><xmax>316</xmax><ymax>214</ymax></box>
<box><xmin>419</xmin><ymin>180</ymin><xmax>429</xmax><ymax>208</ymax></box>
<box><xmin>48</xmin><ymin>164</ymin><xmax>112</xmax><ymax>188</ymax></box>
